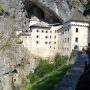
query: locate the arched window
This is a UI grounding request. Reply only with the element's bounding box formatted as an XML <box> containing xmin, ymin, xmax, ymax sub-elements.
<box><xmin>74</xmin><ymin>45</ymin><xmax>79</xmax><ymax>50</ymax></box>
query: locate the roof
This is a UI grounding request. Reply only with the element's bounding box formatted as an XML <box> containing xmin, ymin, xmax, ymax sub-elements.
<box><xmin>30</xmin><ymin>21</ymin><xmax>51</xmax><ymax>28</ymax></box>
<box><xmin>30</xmin><ymin>16</ymin><xmax>40</xmax><ymax>21</ymax></box>
<box><xmin>67</xmin><ymin>11</ymin><xmax>89</xmax><ymax>22</ymax></box>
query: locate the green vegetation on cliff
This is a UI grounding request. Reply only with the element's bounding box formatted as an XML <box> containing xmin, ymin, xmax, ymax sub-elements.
<box><xmin>23</xmin><ymin>53</ymin><xmax>70</xmax><ymax>90</ymax></box>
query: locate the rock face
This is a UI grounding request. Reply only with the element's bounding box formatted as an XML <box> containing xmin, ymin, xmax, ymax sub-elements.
<box><xmin>24</xmin><ymin>0</ymin><xmax>88</xmax><ymax>21</ymax></box>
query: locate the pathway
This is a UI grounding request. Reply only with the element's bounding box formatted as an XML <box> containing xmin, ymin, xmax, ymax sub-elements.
<box><xmin>56</xmin><ymin>56</ymin><xmax>84</xmax><ymax>90</ymax></box>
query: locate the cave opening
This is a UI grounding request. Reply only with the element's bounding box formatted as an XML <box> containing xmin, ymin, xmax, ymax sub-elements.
<box><xmin>24</xmin><ymin>1</ymin><xmax>62</xmax><ymax>24</ymax></box>
<box><xmin>26</xmin><ymin>4</ymin><xmax>45</xmax><ymax>20</ymax></box>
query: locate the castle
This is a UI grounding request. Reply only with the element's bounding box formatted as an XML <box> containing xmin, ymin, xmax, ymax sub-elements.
<box><xmin>16</xmin><ymin>10</ymin><xmax>89</xmax><ymax>58</ymax></box>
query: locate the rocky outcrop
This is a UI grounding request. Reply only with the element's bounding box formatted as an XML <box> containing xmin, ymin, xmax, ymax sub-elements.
<box><xmin>24</xmin><ymin>0</ymin><xmax>88</xmax><ymax>21</ymax></box>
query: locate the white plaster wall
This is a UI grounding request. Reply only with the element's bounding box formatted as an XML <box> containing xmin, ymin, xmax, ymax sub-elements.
<box><xmin>59</xmin><ymin>21</ymin><xmax>89</xmax><ymax>56</ymax></box>
<box><xmin>88</xmin><ymin>29</ymin><xmax>90</xmax><ymax>44</ymax></box>
<box><xmin>71</xmin><ymin>25</ymin><xmax>88</xmax><ymax>51</ymax></box>
<box><xmin>58</xmin><ymin>26</ymin><xmax>71</xmax><ymax>56</ymax></box>
<box><xmin>29</xmin><ymin>26</ymin><xmax>60</xmax><ymax>58</ymax></box>
<box><xmin>31</xmin><ymin>28</ymin><xmax>50</xmax><ymax>57</ymax></box>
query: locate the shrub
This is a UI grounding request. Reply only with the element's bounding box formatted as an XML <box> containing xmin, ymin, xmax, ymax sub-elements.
<box><xmin>34</xmin><ymin>59</ymin><xmax>54</xmax><ymax>78</ymax></box>
<box><xmin>27</xmin><ymin>72</ymin><xmax>39</xmax><ymax>84</ymax></box>
<box><xmin>28</xmin><ymin>65</ymin><xmax>71</xmax><ymax>90</ymax></box>
<box><xmin>54</xmin><ymin>53</ymin><xmax>68</xmax><ymax>68</ymax></box>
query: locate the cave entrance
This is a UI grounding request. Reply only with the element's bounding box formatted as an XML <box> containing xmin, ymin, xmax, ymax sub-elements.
<box><xmin>26</xmin><ymin>4</ymin><xmax>45</xmax><ymax>20</ymax></box>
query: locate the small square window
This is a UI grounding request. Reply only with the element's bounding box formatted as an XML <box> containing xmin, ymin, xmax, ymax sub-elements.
<box><xmin>54</xmin><ymin>42</ymin><xmax>56</xmax><ymax>44</ymax></box>
<box><xmin>49</xmin><ymin>42</ymin><xmax>51</xmax><ymax>44</ymax></box>
<box><xmin>75</xmin><ymin>37</ymin><xmax>78</xmax><ymax>42</ymax></box>
<box><xmin>76</xmin><ymin>28</ymin><xmax>78</xmax><ymax>32</ymax></box>
<box><xmin>45</xmin><ymin>42</ymin><xmax>48</xmax><ymax>44</ymax></box>
<box><xmin>36</xmin><ymin>35</ymin><xmax>39</xmax><ymax>38</ymax></box>
<box><xmin>45</xmin><ymin>36</ymin><xmax>48</xmax><ymax>38</ymax></box>
<box><xmin>50</xmin><ymin>31</ymin><xmax>52</xmax><ymax>33</ymax></box>
<box><xmin>55</xmin><ymin>30</ymin><xmax>57</xmax><ymax>33</ymax></box>
<box><xmin>36</xmin><ymin>41</ymin><xmax>39</xmax><ymax>44</ymax></box>
<box><xmin>50</xmin><ymin>36</ymin><xmax>52</xmax><ymax>39</ymax></box>
<box><xmin>46</xmin><ymin>31</ymin><xmax>48</xmax><ymax>33</ymax></box>
<box><xmin>37</xmin><ymin>30</ymin><xmax>39</xmax><ymax>32</ymax></box>
<box><xmin>55</xmin><ymin>36</ymin><xmax>56</xmax><ymax>39</ymax></box>
<box><xmin>42</xmin><ymin>30</ymin><xmax>44</xmax><ymax>33</ymax></box>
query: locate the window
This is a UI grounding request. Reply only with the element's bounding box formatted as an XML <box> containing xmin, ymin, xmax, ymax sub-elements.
<box><xmin>13</xmin><ymin>79</ymin><xmax>16</xmax><ymax>82</ymax></box>
<box><xmin>54</xmin><ymin>42</ymin><xmax>56</xmax><ymax>44</ymax></box>
<box><xmin>25</xmin><ymin>30</ymin><xmax>28</xmax><ymax>32</ymax></box>
<box><xmin>65</xmin><ymin>38</ymin><xmax>66</xmax><ymax>43</ymax></box>
<box><xmin>46</xmin><ymin>31</ymin><xmax>48</xmax><ymax>33</ymax></box>
<box><xmin>50</xmin><ymin>31</ymin><xmax>52</xmax><ymax>33</ymax></box>
<box><xmin>76</xmin><ymin>28</ymin><xmax>78</xmax><ymax>32</ymax></box>
<box><xmin>49</xmin><ymin>42</ymin><xmax>51</xmax><ymax>44</ymax></box>
<box><xmin>65</xmin><ymin>48</ymin><xmax>66</xmax><ymax>51</ymax></box>
<box><xmin>55</xmin><ymin>30</ymin><xmax>57</xmax><ymax>33</ymax></box>
<box><xmin>74</xmin><ymin>45</ymin><xmax>79</xmax><ymax>50</ymax></box>
<box><xmin>68</xmin><ymin>28</ymin><xmax>69</xmax><ymax>32</ymax></box>
<box><xmin>45</xmin><ymin>42</ymin><xmax>48</xmax><ymax>44</ymax></box>
<box><xmin>55</xmin><ymin>36</ymin><xmax>56</xmax><ymax>39</ymax></box>
<box><xmin>75</xmin><ymin>37</ymin><xmax>78</xmax><ymax>42</ymax></box>
<box><xmin>36</xmin><ymin>35</ymin><xmax>39</xmax><ymax>38</ymax></box>
<box><xmin>50</xmin><ymin>36</ymin><xmax>52</xmax><ymax>39</ymax></box>
<box><xmin>68</xmin><ymin>38</ymin><xmax>69</xmax><ymax>43</ymax></box>
<box><xmin>36</xmin><ymin>41</ymin><xmax>39</xmax><ymax>44</ymax></box>
<box><xmin>37</xmin><ymin>30</ymin><xmax>39</xmax><ymax>32</ymax></box>
<box><xmin>42</xmin><ymin>30</ymin><xmax>44</xmax><ymax>33</ymax></box>
<box><xmin>50</xmin><ymin>46</ymin><xmax>51</xmax><ymax>48</ymax></box>
<box><xmin>67</xmin><ymin>48</ymin><xmax>69</xmax><ymax>51</ymax></box>
<box><xmin>45</xmin><ymin>36</ymin><xmax>48</xmax><ymax>38</ymax></box>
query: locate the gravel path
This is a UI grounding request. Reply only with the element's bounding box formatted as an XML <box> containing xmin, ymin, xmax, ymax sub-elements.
<box><xmin>56</xmin><ymin>56</ymin><xmax>84</xmax><ymax>90</ymax></box>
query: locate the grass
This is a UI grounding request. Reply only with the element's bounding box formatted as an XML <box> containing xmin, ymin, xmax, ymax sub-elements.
<box><xmin>23</xmin><ymin>64</ymin><xmax>71</xmax><ymax>90</ymax></box>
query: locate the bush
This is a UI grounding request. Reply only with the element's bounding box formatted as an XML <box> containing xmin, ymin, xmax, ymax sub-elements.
<box><xmin>27</xmin><ymin>72</ymin><xmax>39</xmax><ymax>84</ymax></box>
<box><xmin>28</xmin><ymin>65</ymin><xmax>71</xmax><ymax>90</ymax></box>
<box><xmin>54</xmin><ymin>53</ymin><xmax>68</xmax><ymax>68</ymax></box>
<box><xmin>34</xmin><ymin>59</ymin><xmax>54</xmax><ymax>78</ymax></box>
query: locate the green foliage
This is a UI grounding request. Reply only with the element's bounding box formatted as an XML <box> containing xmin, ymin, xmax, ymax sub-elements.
<box><xmin>0</xmin><ymin>4</ymin><xmax>3</xmax><ymax>15</ymax></box>
<box><xmin>87</xmin><ymin>0</ymin><xmax>90</xmax><ymax>5</ymax></box>
<box><xmin>27</xmin><ymin>65</ymin><xmax>71</xmax><ymax>90</ymax></box>
<box><xmin>54</xmin><ymin>53</ymin><xmax>68</xmax><ymax>68</ymax></box>
<box><xmin>25</xmin><ymin>53</ymin><xmax>69</xmax><ymax>90</ymax></box>
<box><xmin>27</xmin><ymin>72</ymin><xmax>39</xmax><ymax>84</ymax></box>
<box><xmin>34</xmin><ymin>59</ymin><xmax>54</xmax><ymax>78</ymax></box>
<box><xmin>69</xmin><ymin>0</ymin><xmax>79</xmax><ymax>8</ymax></box>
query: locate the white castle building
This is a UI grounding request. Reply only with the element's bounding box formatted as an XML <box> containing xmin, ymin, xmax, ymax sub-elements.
<box><xmin>17</xmin><ymin>11</ymin><xmax>89</xmax><ymax>58</ymax></box>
